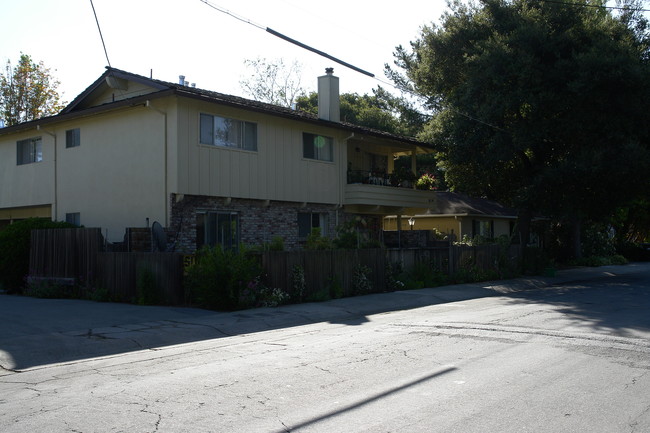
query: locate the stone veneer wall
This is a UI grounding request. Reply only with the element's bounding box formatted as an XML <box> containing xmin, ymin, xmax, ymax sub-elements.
<box><xmin>169</xmin><ymin>194</ymin><xmax>345</xmax><ymax>253</ymax></box>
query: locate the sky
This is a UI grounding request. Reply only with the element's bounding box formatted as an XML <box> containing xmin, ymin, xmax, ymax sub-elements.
<box><xmin>0</xmin><ymin>0</ymin><xmax>449</xmax><ymax>105</ymax></box>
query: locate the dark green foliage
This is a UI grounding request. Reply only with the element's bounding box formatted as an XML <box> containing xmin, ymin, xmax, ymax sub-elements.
<box><xmin>24</xmin><ymin>279</ymin><xmax>78</xmax><ymax>299</ymax></box>
<box><xmin>326</xmin><ymin>275</ymin><xmax>344</xmax><ymax>299</ymax></box>
<box><xmin>184</xmin><ymin>245</ymin><xmax>261</xmax><ymax>311</ymax></box>
<box><xmin>616</xmin><ymin>242</ymin><xmax>650</xmax><ymax>262</ymax></box>
<box><xmin>291</xmin><ymin>265</ymin><xmax>306</xmax><ymax>303</ymax></box>
<box><xmin>136</xmin><ymin>266</ymin><xmax>160</xmax><ymax>305</ymax></box>
<box><xmin>402</xmin><ymin>262</ymin><xmax>449</xmax><ymax>289</ymax></box>
<box><xmin>520</xmin><ymin>247</ymin><xmax>550</xmax><ymax>275</ymax></box>
<box><xmin>305</xmin><ymin>228</ymin><xmax>332</xmax><ymax>250</ymax></box>
<box><xmin>389</xmin><ymin>0</ymin><xmax>650</xmax><ymax>254</ymax></box>
<box><xmin>0</xmin><ymin>218</ymin><xmax>75</xmax><ymax>293</ymax></box>
<box><xmin>295</xmin><ymin>88</ymin><xmax>428</xmax><ymax>138</ymax></box>
<box><xmin>351</xmin><ymin>265</ymin><xmax>373</xmax><ymax>295</ymax></box>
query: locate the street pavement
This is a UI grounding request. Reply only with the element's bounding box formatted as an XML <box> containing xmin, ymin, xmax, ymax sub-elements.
<box><xmin>1</xmin><ymin>263</ymin><xmax>649</xmax><ymax>432</ymax></box>
<box><xmin>1</xmin><ymin>264</ymin><xmax>634</xmax><ymax>372</ymax></box>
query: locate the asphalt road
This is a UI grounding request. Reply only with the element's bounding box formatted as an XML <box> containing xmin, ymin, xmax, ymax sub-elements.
<box><xmin>1</xmin><ymin>264</ymin><xmax>649</xmax><ymax>432</ymax></box>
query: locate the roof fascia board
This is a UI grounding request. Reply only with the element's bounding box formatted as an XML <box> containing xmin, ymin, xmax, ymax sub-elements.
<box><xmin>0</xmin><ymin>90</ymin><xmax>174</xmax><ymax>136</ymax></box>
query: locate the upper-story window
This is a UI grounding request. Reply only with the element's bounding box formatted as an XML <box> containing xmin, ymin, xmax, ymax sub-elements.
<box><xmin>200</xmin><ymin>113</ymin><xmax>257</xmax><ymax>151</ymax></box>
<box><xmin>17</xmin><ymin>137</ymin><xmax>42</xmax><ymax>165</ymax></box>
<box><xmin>66</xmin><ymin>128</ymin><xmax>80</xmax><ymax>148</ymax></box>
<box><xmin>303</xmin><ymin>132</ymin><xmax>333</xmax><ymax>162</ymax></box>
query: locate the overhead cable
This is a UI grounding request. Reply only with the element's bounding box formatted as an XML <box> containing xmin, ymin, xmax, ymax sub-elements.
<box><xmin>199</xmin><ymin>0</ymin><xmax>374</xmax><ymax>77</ymax></box>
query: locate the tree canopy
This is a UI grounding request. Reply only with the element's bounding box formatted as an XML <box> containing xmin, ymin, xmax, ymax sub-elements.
<box><xmin>0</xmin><ymin>54</ymin><xmax>65</xmax><ymax>126</ymax></box>
<box><xmin>239</xmin><ymin>57</ymin><xmax>306</xmax><ymax>108</ymax></box>
<box><xmin>389</xmin><ymin>0</ymin><xmax>650</xmax><ymax>254</ymax></box>
<box><xmin>295</xmin><ymin>86</ymin><xmax>428</xmax><ymax>138</ymax></box>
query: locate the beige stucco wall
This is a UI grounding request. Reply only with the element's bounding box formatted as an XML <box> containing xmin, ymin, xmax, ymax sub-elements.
<box><xmin>175</xmin><ymin>98</ymin><xmax>345</xmax><ymax>205</ymax></box>
<box><xmin>0</xmin><ymin>130</ymin><xmax>54</xmax><ymax>209</ymax></box>
<box><xmin>0</xmin><ymin>104</ymin><xmax>169</xmax><ymax>241</ymax></box>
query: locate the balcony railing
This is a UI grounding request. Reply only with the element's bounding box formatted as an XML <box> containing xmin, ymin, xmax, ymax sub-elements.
<box><xmin>347</xmin><ymin>170</ymin><xmax>414</xmax><ymax>189</ymax></box>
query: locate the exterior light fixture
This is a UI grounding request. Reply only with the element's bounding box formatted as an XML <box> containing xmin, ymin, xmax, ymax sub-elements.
<box><xmin>408</xmin><ymin>217</ymin><xmax>415</xmax><ymax>230</ymax></box>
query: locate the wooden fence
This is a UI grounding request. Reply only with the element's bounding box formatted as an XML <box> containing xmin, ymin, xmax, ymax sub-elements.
<box><xmin>29</xmin><ymin>228</ymin><xmax>522</xmax><ymax>305</ymax></box>
<box><xmin>29</xmin><ymin>228</ymin><xmax>103</xmax><ymax>284</ymax></box>
<box><xmin>29</xmin><ymin>228</ymin><xmax>184</xmax><ymax>303</ymax></box>
<box><xmin>259</xmin><ymin>249</ymin><xmax>388</xmax><ymax>299</ymax></box>
<box><xmin>95</xmin><ymin>252</ymin><xmax>184</xmax><ymax>304</ymax></box>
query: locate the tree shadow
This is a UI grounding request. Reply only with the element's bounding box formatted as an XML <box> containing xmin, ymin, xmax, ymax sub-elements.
<box><xmin>2</xmin><ymin>264</ymin><xmax>648</xmax><ymax>371</ymax></box>
<box><xmin>503</xmin><ymin>272</ymin><xmax>650</xmax><ymax>337</ymax></box>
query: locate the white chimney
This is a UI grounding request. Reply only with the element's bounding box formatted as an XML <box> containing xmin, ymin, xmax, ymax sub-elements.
<box><xmin>318</xmin><ymin>68</ymin><xmax>340</xmax><ymax>122</ymax></box>
<box><xmin>179</xmin><ymin>75</ymin><xmax>186</xmax><ymax>85</ymax></box>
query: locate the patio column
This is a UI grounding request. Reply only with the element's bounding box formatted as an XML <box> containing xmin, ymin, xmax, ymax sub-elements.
<box><xmin>410</xmin><ymin>150</ymin><xmax>417</xmax><ymax>189</ymax></box>
<box><xmin>397</xmin><ymin>214</ymin><xmax>402</xmax><ymax>248</ymax></box>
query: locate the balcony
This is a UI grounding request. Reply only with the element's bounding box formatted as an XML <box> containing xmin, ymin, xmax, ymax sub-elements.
<box><xmin>345</xmin><ymin>170</ymin><xmax>436</xmax><ymax>213</ymax></box>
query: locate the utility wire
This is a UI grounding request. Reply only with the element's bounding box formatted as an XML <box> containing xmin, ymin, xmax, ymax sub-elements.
<box><xmin>199</xmin><ymin>0</ymin><xmax>374</xmax><ymax>77</ymax></box>
<box><xmin>89</xmin><ymin>0</ymin><xmax>112</xmax><ymax>68</ymax></box>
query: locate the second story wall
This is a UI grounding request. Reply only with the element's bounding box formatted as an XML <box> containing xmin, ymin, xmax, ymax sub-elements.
<box><xmin>0</xmin><ymin>130</ymin><xmax>54</xmax><ymax>208</ymax></box>
<box><xmin>175</xmin><ymin>98</ymin><xmax>345</xmax><ymax>205</ymax></box>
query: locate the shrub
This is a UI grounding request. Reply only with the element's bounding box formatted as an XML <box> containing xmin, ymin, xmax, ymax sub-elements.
<box><xmin>306</xmin><ymin>227</ymin><xmax>332</xmax><ymax>250</ymax></box>
<box><xmin>0</xmin><ymin>218</ymin><xmax>75</xmax><ymax>293</ymax></box>
<box><xmin>136</xmin><ymin>266</ymin><xmax>160</xmax><ymax>305</ymax></box>
<box><xmin>257</xmin><ymin>287</ymin><xmax>290</xmax><ymax>307</ymax></box>
<box><xmin>351</xmin><ymin>264</ymin><xmax>373</xmax><ymax>295</ymax></box>
<box><xmin>291</xmin><ymin>265</ymin><xmax>306</xmax><ymax>302</ymax></box>
<box><xmin>185</xmin><ymin>245</ymin><xmax>261</xmax><ymax>311</ymax></box>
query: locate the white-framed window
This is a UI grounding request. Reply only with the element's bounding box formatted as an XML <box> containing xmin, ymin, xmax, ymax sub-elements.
<box><xmin>303</xmin><ymin>132</ymin><xmax>333</xmax><ymax>162</ymax></box>
<box><xmin>200</xmin><ymin>113</ymin><xmax>257</xmax><ymax>151</ymax></box>
<box><xmin>17</xmin><ymin>137</ymin><xmax>42</xmax><ymax>165</ymax></box>
<box><xmin>196</xmin><ymin>212</ymin><xmax>240</xmax><ymax>250</ymax></box>
<box><xmin>66</xmin><ymin>128</ymin><xmax>80</xmax><ymax>148</ymax></box>
<box><xmin>298</xmin><ymin>212</ymin><xmax>328</xmax><ymax>238</ymax></box>
<box><xmin>65</xmin><ymin>212</ymin><xmax>80</xmax><ymax>226</ymax></box>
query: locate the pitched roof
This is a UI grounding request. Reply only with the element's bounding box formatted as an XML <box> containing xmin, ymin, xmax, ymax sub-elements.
<box><xmin>431</xmin><ymin>192</ymin><xmax>518</xmax><ymax>218</ymax></box>
<box><xmin>60</xmin><ymin>67</ymin><xmax>431</xmax><ymax>148</ymax></box>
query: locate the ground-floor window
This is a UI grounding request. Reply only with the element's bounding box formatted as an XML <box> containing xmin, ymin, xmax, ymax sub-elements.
<box><xmin>472</xmin><ymin>219</ymin><xmax>494</xmax><ymax>239</ymax></box>
<box><xmin>298</xmin><ymin>212</ymin><xmax>328</xmax><ymax>239</ymax></box>
<box><xmin>196</xmin><ymin>212</ymin><xmax>239</xmax><ymax>249</ymax></box>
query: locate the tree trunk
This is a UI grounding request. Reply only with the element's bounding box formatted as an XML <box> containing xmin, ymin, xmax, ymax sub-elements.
<box><xmin>571</xmin><ymin>216</ymin><xmax>582</xmax><ymax>260</ymax></box>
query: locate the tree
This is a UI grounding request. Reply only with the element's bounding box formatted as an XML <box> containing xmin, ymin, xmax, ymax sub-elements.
<box><xmin>0</xmin><ymin>54</ymin><xmax>65</xmax><ymax>126</ymax></box>
<box><xmin>388</xmin><ymin>0</ymin><xmax>650</xmax><ymax>258</ymax></box>
<box><xmin>295</xmin><ymin>86</ymin><xmax>428</xmax><ymax>137</ymax></box>
<box><xmin>239</xmin><ymin>57</ymin><xmax>306</xmax><ymax>107</ymax></box>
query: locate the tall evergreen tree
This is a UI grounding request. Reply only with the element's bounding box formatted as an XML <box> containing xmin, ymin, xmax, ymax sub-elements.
<box><xmin>0</xmin><ymin>54</ymin><xmax>65</xmax><ymax>126</ymax></box>
<box><xmin>388</xmin><ymin>0</ymin><xmax>650</xmax><ymax>257</ymax></box>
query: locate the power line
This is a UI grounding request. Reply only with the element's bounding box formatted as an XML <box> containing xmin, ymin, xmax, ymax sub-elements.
<box><xmin>89</xmin><ymin>0</ymin><xmax>112</xmax><ymax>68</ymax></box>
<box><xmin>199</xmin><ymin>0</ymin><xmax>374</xmax><ymax>77</ymax></box>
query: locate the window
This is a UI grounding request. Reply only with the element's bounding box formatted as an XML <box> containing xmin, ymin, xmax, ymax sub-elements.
<box><xmin>17</xmin><ymin>137</ymin><xmax>42</xmax><ymax>165</ymax></box>
<box><xmin>472</xmin><ymin>220</ymin><xmax>494</xmax><ymax>239</ymax></box>
<box><xmin>66</xmin><ymin>128</ymin><xmax>80</xmax><ymax>148</ymax></box>
<box><xmin>200</xmin><ymin>113</ymin><xmax>257</xmax><ymax>151</ymax></box>
<box><xmin>196</xmin><ymin>212</ymin><xmax>240</xmax><ymax>250</ymax></box>
<box><xmin>298</xmin><ymin>212</ymin><xmax>328</xmax><ymax>238</ymax></box>
<box><xmin>65</xmin><ymin>213</ymin><xmax>80</xmax><ymax>226</ymax></box>
<box><xmin>303</xmin><ymin>133</ymin><xmax>333</xmax><ymax>162</ymax></box>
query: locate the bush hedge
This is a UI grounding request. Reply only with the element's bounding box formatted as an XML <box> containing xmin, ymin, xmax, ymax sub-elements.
<box><xmin>0</xmin><ymin>218</ymin><xmax>75</xmax><ymax>293</ymax></box>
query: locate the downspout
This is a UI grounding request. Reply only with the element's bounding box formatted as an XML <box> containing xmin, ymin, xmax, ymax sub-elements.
<box><xmin>146</xmin><ymin>100</ymin><xmax>169</xmax><ymax>227</ymax></box>
<box><xmin>37</xmin><ymin>125</ymin><xmax>57</xmax><ymax>221</ymax></box>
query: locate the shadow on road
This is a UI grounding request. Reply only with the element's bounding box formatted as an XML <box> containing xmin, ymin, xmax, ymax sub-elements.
<box><xmin>504</xmin><ymin>271</ymin><xmax>650</xmax><ymax>337</ymax></box>
<box><xmin>2</xmin><ymin>263</ymin><xmax>648</xmax><ymax>371</ymax></box>
<box><xmin>271</xmin><ymin>367</ymin><xmax>457</xmax><ymax>433</ymax></box>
